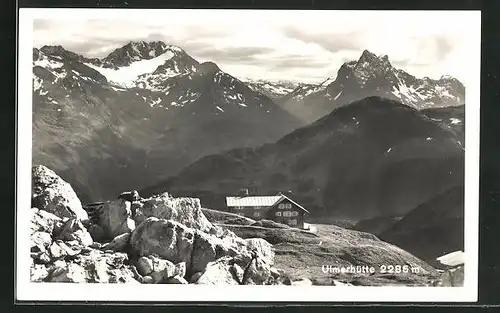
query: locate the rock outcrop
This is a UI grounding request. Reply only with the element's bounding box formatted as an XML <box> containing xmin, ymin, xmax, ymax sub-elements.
<box><xmin>91</xmin><ymin>199</ymin><xmax>136</xmax><ymax>240</ymax></box>
<box><xmin>29</xmin><ymin>166</ymin><xmax>286</xmax><ymax>285</ymax></box>
<box><xmin>134</xmin><ymin>192</ymin><xmax>214</xmax><ymax>233</ymax></box>
<box><xmin>31</xmin><ymin>165</ymin><xmax>88</xmax><ymax>221</ymax></box>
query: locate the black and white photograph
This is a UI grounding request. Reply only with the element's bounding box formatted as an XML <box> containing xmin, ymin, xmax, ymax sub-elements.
<box><xmin>16</xmin><ymin>8</ymin><xmax>480</xmax><ymax>302</ymax></box>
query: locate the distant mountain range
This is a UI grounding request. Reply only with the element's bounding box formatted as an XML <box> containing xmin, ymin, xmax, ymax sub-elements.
<box><xmin>279</xmin><ymin>50</ymin><xmax>465</xmax><ymax>124</ymax></box>
<box><xmin>242</xmin><ymin>78</ymin><xmax>315</xmax><ymax>101</ymax></box>
<box><xmin>32</xmin><ymin>41</ymin><xmax>299</xmax><ymax>202</ymax></box>
<box><xmin>32</xmin><ymin>40</ymin><xmax>465</xmax><ymax>224</ymax></box>
<box><xmin>142</xmin><ymin>96</ymin><xmax>464</xmax><ymax>221</ymax></box>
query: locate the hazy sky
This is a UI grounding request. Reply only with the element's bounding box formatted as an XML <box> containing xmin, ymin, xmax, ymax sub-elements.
<box><xmin>32</xmin><ymin>10</ymin><xmax>480</xmax><ymax>84</ymax></box>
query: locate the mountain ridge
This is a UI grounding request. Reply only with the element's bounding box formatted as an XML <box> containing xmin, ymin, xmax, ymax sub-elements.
<box><xmin>279</xmin><ymin>49</ymin><xmax>465</xmax><ymax>124</ymax></box>
<box><xmin>32</xmin><ymin>41</ymin><xmax>301</xmax><ymax>202</ymax></box>
<box><xmin>141</xmin><ymin>96</ymin><xmax>464</xmax><ymax>221</ymax></box>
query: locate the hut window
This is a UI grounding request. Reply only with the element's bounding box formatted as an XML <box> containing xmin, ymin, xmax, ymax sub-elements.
<box><xmin>291</xmin><ymin>211</ymin><xmax>298</xmax><ymax>216</ymax></box>
<box><xmin>253</xmin><ymin>212</ymin><xmax>260</xmax><ymax>217</ymax></box>
<box><xmin>289</xmin><ymin>219</ymin><xmax>297</xmax><ymax>225</ymax></box>
<box><xmin>275</xmin><ymin>211</ymin><xmax>282</xmax><ymax>217</ymax></box>
<box><xmin>285</xmin><ymin>203</ymin><xmax>292</xmax><ymax>209</ymax></box>
<box><xmin>283</xmin><ymin>211</ymin><xmax>291</xmax><ymax>217</ymax></box>
<box><xmin>278</xmin><ymin>203</ymin><xmax>285</xmax><ymax>209</ymax></box>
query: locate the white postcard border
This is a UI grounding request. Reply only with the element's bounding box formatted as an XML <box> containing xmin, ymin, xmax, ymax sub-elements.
<box><xmin>16</xmin><ymin>8</ymin><xmax>481</xmax><ymax>302</ymax></box>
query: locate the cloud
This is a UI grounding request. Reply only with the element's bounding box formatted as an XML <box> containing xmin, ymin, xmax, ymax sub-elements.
<box><xmin>31</xmin><ymin>10</ymin><xmax>479</xmax><ymax>84</ymax></box>
<box><xmin>282</xmin><ymin>27</ymin><xmax>364</xmax><ymax>54</ymax></box>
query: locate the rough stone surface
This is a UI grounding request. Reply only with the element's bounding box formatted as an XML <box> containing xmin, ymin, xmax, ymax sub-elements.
<box><xmin>439</xmin><ymin>266</ymin><xmax>464</xmax><ymax>286</ymax></box>
<box><xmin>47</xmin><ymin>263</ymin><xmax>88</xmax><ymax>283</ymax></box>
<box><xmin>31</xmin><ymin>264</ymin><xmax>50</xmax><ymax>282</ymax></box>
<box><xmin>29</xmin><ymin>170</ymin><xmax>282</xmax><ymax>286</ymax></box>
<box><xmin>137</xmin><ymin>256</ymin><xmax>154</xmax><ymax>276</ymax></box>
<box><xmin>31</xmin><ymin>165</ymin><xmax>88</xmax><ymax>221</ymax></box>
<box><xmin>30</xmin><ymin>231</ymin><xmax>53</xmax><ymax>253</ymax></box>
<box><xmin>195</xmin><ymin>257</ymin><xmax>240</xmax><ymax>285</ymax></box>
<box><xmin>191</xmin><ymin>231</ymin><xmax>227</xmax><ymax>273</ymax></box>
<box><xmin>94</xmin><ymin>199</ymin><xmax>136</xmax><ymax>239</ymax></box>
<box><xmin>43</xmin><ymin>249</ymin><xmax>140</xmax><ymax>283</ymax></box>
<box><xmin>174</xmin><ymin>262</ymin><xmax>187</xmax><ymax>279</ymax></box>
<box><xmin>55</xmin><ymin>218</ymin><xmax>93</xmax><ymax>246</ymax></box>
<box><xmin>242</xmin><ymin>256</ymin><xmax>273</xmax><ymax>285</ymax></box>
<box><xmin>137</xmin><ymin>193</ymin><xmax>214</xmax><ymax>233</ymax></box>
<box><xmin>135</xmin><ymin>255</ymin><xmax>184</xmax><ymax>283</ymax></box>
<box><xmin>245</xmin><ymin>238</ymin><xmax>275</xmax><ymax>265</ymax></box>
<box><xmin>130</xmin><ymin>218</ymin><xmax>195</xmax><ymax>265</ymax></box>
<box><xmin>100</xmin><ymin>233</ymin><xmax>130</xmax><ymax>252</ymax></box>
<box><xmin>29</xmin><ymin>208</ymin><xmax>63</xmax><ymax>235</ymax></box>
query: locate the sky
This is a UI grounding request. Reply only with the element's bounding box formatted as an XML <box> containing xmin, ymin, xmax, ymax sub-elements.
<box><xmin>32</xmin><ymin>10</ymin><xmax>480</xmax><ymax>84</ymax></box>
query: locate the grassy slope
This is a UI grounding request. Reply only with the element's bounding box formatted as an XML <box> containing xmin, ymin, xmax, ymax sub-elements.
<box><xmin>219</xmin><ymin>222</ymin><xmax>438</xmax><ymax>286</ymax></box>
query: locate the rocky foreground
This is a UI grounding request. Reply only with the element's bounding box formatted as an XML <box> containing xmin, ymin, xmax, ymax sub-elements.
<box><xmin>30</xmin><ymin>165</ymin><xmax>289</xmax><ymax>285</ymax></box>
<box><xmin>29</xmin><ymin>165</ymin><xmax>464</xmax><ymax>286</ymax></box>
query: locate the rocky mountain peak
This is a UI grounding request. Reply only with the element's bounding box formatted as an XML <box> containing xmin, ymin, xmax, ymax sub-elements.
<box><xmin>100</xmin><ymin>40</ymin><xmax>181</xmax><ymax>69</ymax></box>
<box><xmin>199</xmin><ymin>61</ymin><xmax>221</xmax><ymax>76</ymax></box>
<box><xmin>39</xmin><ymin>45</ymin><xmax>81</xmax><ymax>60</ymax></box>
<box><xmin>354</xmin><ymin>50</ymin><xmax>393</xmax><ymax>74</ymax></box>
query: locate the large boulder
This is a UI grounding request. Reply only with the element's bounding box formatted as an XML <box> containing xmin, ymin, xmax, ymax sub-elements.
<box><xmin>194</xmin><ymin>256</ymin><xmax>241</xmax><ymax>285</ymax></box>
<box><xmin>130</xmin><ymin>217</ymin><xmax>255</xmax><ymax>274</ymax></box>
<box><xmin>136</xmin><ymin>193</ymin><xmax>214</xmax><ymax>233</ymax></box>
<box><xmin>191</xmin><ymin>231</ymin><xmax>237</xmax><ymax>273</ymax></box>
<box><xmin>245</xmin><ymin>238</ymin><xmax>275</xmax><ymax>266</ymax></box>
<box><xmin>136</xmin><ymin>255</ymin><xmax>186</xmax><ymax>283</ymax></box>
<box><xmin>130</xmin><ymin>218</ymin><xmax>195</xmax><ymax>266</ymax></box>
<box><xmin>92</xmin><ymin>199</ymin><xmax>136</xmax><ymax>239</ymax></box>
<box><xmin>31</xmin><ymin>165</ymin><xmax>88</xmax><ymax>221</ymax></box>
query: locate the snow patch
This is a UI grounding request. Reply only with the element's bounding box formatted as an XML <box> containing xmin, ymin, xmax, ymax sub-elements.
<box><xmin>436</xmin><ymin>250</ymin><xmax>464</xmax><ymax>267</ymax></box>
<box><xmin>149</xmin><ymin>97</ymin><xmax>162</xmax><ymax>107</ymax></box>
<box><xmin>34</xmin><ymin>55</ymin><xmax>64</xmax><ymax>69</ymax></box>
<box><xmin>334</xmin><ymin>90</ymin><xmax>343</xmax><ymax>100</ymax></box>
<box><xmin>450</xmin><ymin>118</ymin><xmax>462</xmax><ymax>124</ymax></box>
<box><xmin>238</xmin><ymin>103</ymin><xmax>247</xmax><ymax>107</ymax></box>
<box><xmin>426</xmin><ymin>137</ymin><xmax>433</xmax><ymax>141</ymax></box>
<box><xmin>216</xmin><ymin>106</ymin><xmax>224</xmax><ymax>112</ymax></box>
<box><xmin>86</xmin><ymin>50</ymin><xmax>174</xmax><ymax>88</ymax></box>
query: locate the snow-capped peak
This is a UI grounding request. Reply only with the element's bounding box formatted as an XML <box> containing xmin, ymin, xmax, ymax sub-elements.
<box><xmin>100</xmin><ymin>41</ymin><xmax>182</xmax><ymax>69</ymax></box>
<box><xmin>85</xmin><ymin>50</ymin><xmax>176</xmax><ymax>88</ymax></box>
